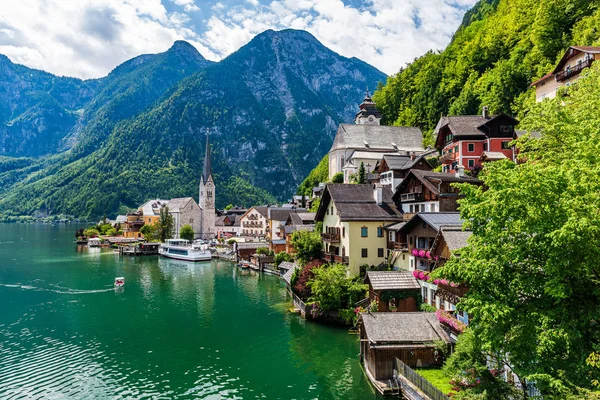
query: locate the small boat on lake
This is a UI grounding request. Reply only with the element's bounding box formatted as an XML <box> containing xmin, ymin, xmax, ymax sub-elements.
<box><xmin>114</xmin><ymin>277</ymin><xmax>125</xmax><ymax>287</ymax></box>
<box><xmin>88</xmin><ymin>238</ymin><xmax>102</xmax><ymax>248</ymax></box>
<box><xmin>159</xmin><ymin>239</ymin><xmax>212</xmax><ymax>262</ymax></box>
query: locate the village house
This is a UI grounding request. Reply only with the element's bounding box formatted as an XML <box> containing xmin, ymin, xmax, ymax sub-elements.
<box><xmin>266</xmin><ymin>207</ymin><xmax>306</xmax><ymax>253</ymax></box>
<box><xmin>359</xmin><ymin>312</ymin><xmax>452</xmax><ymax>391</ymax></box>
<box><xmin>122</xmin><ymin>211</ymin><xmax>145</xmax><ymax>238</ymax></box>
<box><xmin>214</xmin><ymin>213</ymin><xmax>242</xmax><ymax>238</ymax></box>
<box><xmin>315</xmin><ymin>184</ymin><xmax>403</xmax><ymax>276</ymax></box>
<box><xmin>364</xmin><ymin>271</ymin><xmax>421</xmax><ymax>312</ymax></box>
<box><xmin>383</xmin><ymin>221</ymin><xmax>409</xmax><ymax>270</ymax></box>
<box><xmin>372</xmin><ymin>153</ymin><xmax>433</xmax><ymax>191</ymax></box>
<box><xmin>281</xmin><ymin>211</ymin><xmax>315</xmax><ymax>254</ymax></box>
<box><xmin>328</xmin><ymin>92</ymin><xmax>425</xmax><ymax>181</ymax></box>
<box><xmin>391</xmin><ymin>169</ymin><xmax>482</xmax><ymax>219</ymax></box>
<box><xmin>434</xmin><ymin>107</ymin><xmax>520</xmax><ymax>173</ymax></box>
<box><xmin>531</xmin><ymin>46</ymin><xmax>600</xmax><ymax>102</ymax></box>
<box><xmin>167</xmin><ymin>197</ymin><xmax>202</xmax><ymax>239</ymax></box>
<box><xmin>239</xmin><ymin>207</ymin><xmax>268</xmax><ymax>238</ymax></box>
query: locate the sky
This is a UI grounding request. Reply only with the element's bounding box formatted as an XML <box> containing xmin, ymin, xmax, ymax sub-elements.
<box><xmin>0</xmin><ymin>0</ymin><xmax>479</xmax><ymax>79</ymax></box>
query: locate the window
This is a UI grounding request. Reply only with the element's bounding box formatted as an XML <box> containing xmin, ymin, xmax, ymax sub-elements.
<box><xmin>468</xmin><ymin>143</ymin><xmax>474</xmax><ymax>152</ymax></box>
<box><xmin>483</xmin><ymin>142</ymin><xmax>488</xmax><ymax>151</ymax></box>
<box><xmin>342</xmin><ymin>227</ymin><xmax>345</xmax><ymax>237</ymax></box>
<box><xmin>468</xmin><ymin>159</ymin><xmax>475</xmax><ymax>168</ymax></box>
<box><xmin>189</xmin><ymin>219</ymin><xmax>193</xmax><ymax>223</ymax></box>
<box><xmin>501</xmin><ymin>141</ymin><xmax>511</xmax><ymax>149</ymax></box>
<box><xmin>331</xmin><ymin>206</ymin><xmax>334</xmax><ymax>215</ymax></box>
<box><xmin>378</xmin><ymin>248</ymin><xmax>384</xmax><ymax>257</ymax></box>
<box><xmin>409</xmin><ymin>205</ymin><xmax>414</xmax><ymax>213</ymax></box>
<box><xmin>420</xmin><ymin>204</ymin><xmax>425</xmax><ymax>212</ymax></box>
<box><xmin>454</xmin><ymin>145</ymin><xmax>459</xmax><ymax>153</ymax></box>
<box><xmin>417</xmin><ymin>237</ymin><xmax>428</xmax><ymax>249</ymax></box>
<box><xmin>361</xmin><ymin>227</ymin><xmax>368</xmax><ymax>237</ymax></box>
<box><xmin>361</xmin><ymin>248</ymin><xmax>368</xmax><ymax>258</ymax></box>
<box><xmin>148</xmin><ymin>218</ymin><xmax>151</xmax><ymax>223</ymax></box>
<box><xmin>377</xmin><ymin>227</ymin><xmax>383</xmax><ymax>237</ymax></box>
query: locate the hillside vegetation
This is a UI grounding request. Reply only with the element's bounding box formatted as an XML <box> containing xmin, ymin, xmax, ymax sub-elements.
<box><xmin>373</xmin><ymin>0</ymin><xmax>600</xmax><ymax>145</ymax></box>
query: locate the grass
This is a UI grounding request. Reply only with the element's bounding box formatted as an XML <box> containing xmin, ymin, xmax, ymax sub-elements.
<box><xmin>414</xmin><ymin>368</ymin><xmax>456</xmax><ymax>395</ymax></box>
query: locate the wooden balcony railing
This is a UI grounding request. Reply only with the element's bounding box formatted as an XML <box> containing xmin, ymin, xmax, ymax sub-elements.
<box><xmin>321</xmin><ymin>233</ymin><xmax>340</xmax><ymax>243</ymax></box>
<box><xmin>400</xmin><ymin>192</ymin><xmax>424</xmax><ymax>202</ymax></box>
<box><xmin>556</xmin><ymin>58</ymin><xmax>593</xmax><ymax>82</ymax></box>
<box><xmin>440</xmin><ymin>152</ymin><xmax>457</xmax><ymax>164</ymax></box>
<box><xmin>333</xmin><ymin>255</ymin><xmax>349</xmax><ymax>264</ymax></box>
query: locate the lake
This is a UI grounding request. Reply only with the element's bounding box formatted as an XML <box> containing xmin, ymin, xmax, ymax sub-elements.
<box><xmin>0</xmin><ymin>223</ymin><xmax>378</xmax><ymax>399</ymax></box>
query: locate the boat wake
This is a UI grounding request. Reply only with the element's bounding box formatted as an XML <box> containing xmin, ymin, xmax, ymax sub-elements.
<box><xmin>0</xmin><ymin>283</ymin><xmax>115</xmax><ymax>294</ymax></box>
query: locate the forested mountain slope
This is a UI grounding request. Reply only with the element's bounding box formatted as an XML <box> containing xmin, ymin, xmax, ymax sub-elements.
<box><xmin>0</xmin><ymin>30</ymin><xmax>386</xmax><ymax>219</ymax></box>
<box><xmin>373</xmin><ymin>0</ymin><xmax>600</xmax><ymax>145</ymax></box>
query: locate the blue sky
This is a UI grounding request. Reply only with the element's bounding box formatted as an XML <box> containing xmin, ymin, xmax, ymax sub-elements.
<box><xmin>0</xmin><ymin>0</ymin><xmax>478</xmax><ymax>79</ymax></box>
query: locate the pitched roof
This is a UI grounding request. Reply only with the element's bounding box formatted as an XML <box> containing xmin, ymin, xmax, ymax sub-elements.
<box><xmin>434</xmin><ymin>115</ymin><xmax>489</xmax><ymax>137</ymax></box>
<box><xmin>553</xmin><ymin>46</ymin><xmax>600</xmax><ymax>74</ymax></box>
<box><xmin>297</xmin><ymin>212</ymin><xmax>315</xmax><ymax>222</ymax></box>
<box><xmin>236</xmin><ymin>242</ymin><xmax>269</xmax><ymax>250</ymax></box>
<box><xmin>398</xmin><ymin>212</ymin><xmax>464</xmax><ymax>236</ymax></box>
<box><xmin>139</xmin><ymin>199</ymin><xmax>169</xmax><ymax>216</ymax></box>
<box><xmin>282</xmin><ymin>264</ymin><xmax>300</xmax><ymax>285</ymax></box>
<box><xmin>316</xmin><ymin>184</ymin><xmax>402</xmax><ymax>222</ymax></box>
<box><xmin>365</xmin><ymin>271</ymin><xmax>420</xmax><ymax>291</ymax></box>
<box><xmin>167</xmin><ymin>197</ymin><xmax>194</xmax><ymax>213</ymax></box>
<box><xmin>441</xmin><ymin>228</ymin><xmax>472</xmax><ymax>251</ymax></box>
<box><xmin>360</xmin><ymin>312</ymin><xmax>452</xmax><ymax>344</ymax></box>
<box><xmin>284</xmin><ymin>225</ymin><xmax>315</xmax><ymax>234</ymax></box>
<box><xmin>330</xmin><ymin>124</ymin><xmax>424</xmax><ymax>153</ymax></box>
<box><xmin>268</xmin><ymin>207</ymin><xmax>305</xmax><ymax>221</ymax></box>
<box><xmin>393</xmin><ymin>170</ymin><xmax>482</xmax><ymax>200</ymax></box>
<box><xmin>515</xmin><ymin>130</ymin><xmax>542</xmax><ymax>139</ymax></box>
<box><xmin>480</xmin><ymin>151</ymin><xmax>508</xmax><ymax>161</ymax></box>
<box><xmin>278</xmin><ymin>261</ymin><xmax>297</xmax><ymax>271</ymax></box>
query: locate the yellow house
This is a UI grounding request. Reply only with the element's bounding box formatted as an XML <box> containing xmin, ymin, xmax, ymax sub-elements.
<box><xmin>315</xmin><ymin>184</ymin><xmax>403</xmax><ymax>276</ymax></box>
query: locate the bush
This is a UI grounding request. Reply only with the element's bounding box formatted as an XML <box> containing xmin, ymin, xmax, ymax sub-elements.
<box><xmin>290</xmin><ymin>230</ymin><xmax>322</xmax><ymax>265</ymax></box>
<box><xmin>105</xmin><ymin>228</ymin><xmax>117</xmax><ymax>236</ymax></box>
<box><xmin>307</xmin><ymin>263</ymin><xmax>368</xmax><ymax>313</ymax></box>
<box><xmin>83</xmin><ymin>228</ymin><xmax>100</xmax><ymax>237</ymax></box>
<box><xmin>180</xmin><ymin>224</ymin><xmax>194</xmax><ymax>241</ymax></box>
<box><xmin>293</xmin><ymin>260</ymin><xmax>323</xmax><ymax>300</ymax></box>
<box><xmin>275</xmin><ymin>251</ymin><xmax>293</xmax><ymax>266</ymax></box>
<box><xmin>256</xmin><ymin>247</ymin><xmax>273</xmax><ymax>256</ymax></box>
<box><xmin>331</xmin><ymin>172</ymin><xmax>344</xmax><ymax>183</ymax></box>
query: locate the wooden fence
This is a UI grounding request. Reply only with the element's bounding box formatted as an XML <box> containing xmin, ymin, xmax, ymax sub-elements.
<box><xmin>394</xmin><ymin>358</ymin><xmax>449</xmax><ymax>400</ymax></box>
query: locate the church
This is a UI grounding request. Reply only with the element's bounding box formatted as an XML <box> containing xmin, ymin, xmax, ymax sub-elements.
<box><xmin>328</xmin><ymin>92</ymin><xmax>426</xmax><ymax>182</ymax></box>
<box><xmin>198</xmin><ymin>134</ymin><xmax>216</xmax><ymax>240</ymax></box>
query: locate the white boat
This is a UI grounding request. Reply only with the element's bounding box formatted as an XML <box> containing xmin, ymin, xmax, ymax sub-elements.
<box><xmin>88</xmin><ymin>238</ymin><xmax>102</xmax><ymax>248</ymax></box>
<box><xmin>159</xmin><ymin>239</ymin><xmax>212</xmax><ymax>262</ymax></box>
<box><xmin>114</xmin><ymin>277</ymin><xmax>125</xmax><ymax>287</ymax></box>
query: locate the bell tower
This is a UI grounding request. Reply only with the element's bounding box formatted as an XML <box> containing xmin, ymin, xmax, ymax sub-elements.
<box><xmin>199</xmin><ymin>134</ymin><xmax>215</xmax><ymax>239</ymax></box>
<box><xmin>354</xmin><ymin>89</ymin><xmax>382</xmax><ymax>125</ymax></box>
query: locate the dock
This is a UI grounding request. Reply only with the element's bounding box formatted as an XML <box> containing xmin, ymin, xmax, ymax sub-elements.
<box><xmin>118</xmin><ymin>242</ymin><xmax>160</xmax><ymax>256</ymax></box>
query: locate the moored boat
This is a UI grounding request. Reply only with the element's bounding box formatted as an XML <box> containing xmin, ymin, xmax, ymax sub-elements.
<box><xmin>88</xmin><ymin>238</ymin><xmax>102</xmax><ymax>248</ymax></box>
<box><xmin>159</xmin><ymin>239</ymin><xmax>212</xmax><ymax>262</ymax></box>
<box><xmin>114</xmin><ymin>277</ymin><xmax>125</xmax><ymax>287</ymax></box>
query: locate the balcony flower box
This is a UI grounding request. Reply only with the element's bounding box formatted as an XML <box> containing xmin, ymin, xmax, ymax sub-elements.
<box><xmin>436</xmin><ymin>309</ymin><xmax>466</xmax><ymax>333</ymax></box>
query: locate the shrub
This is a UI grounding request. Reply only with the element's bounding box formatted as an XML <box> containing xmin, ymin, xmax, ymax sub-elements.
<box><xmin>256</xmin><ymin>247</ymin><xmax>273</xmax><ymax>256</ymax></box>
<box><xmin>290</xmin><ymin>230</ymin><xmax>322</xmax><ymax>265</ymax></box>
<box><xmin>293</xmin><ymin>260</ymin><xmax>323</xmax><ymax>300</ymax></box>
<box><xmin>274</xmin><ymin>251</ymin><xmax>293</xmax><ymax>266</ymax></box>
<box><xmin>331</xmin><ymin>172</ymin><xmax>344</xmax><ymax>183</ymax></box>
<box><xmin>180</xmin><ymin>224</ymin><xmax>194</xmax><ymax>241</ymax></box>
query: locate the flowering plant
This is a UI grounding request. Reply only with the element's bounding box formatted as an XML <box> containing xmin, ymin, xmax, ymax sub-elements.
<box><xmin>412</xmin><ymin>270</ymin><xmax>431</xmax><ymax>282</ymax></box>
<box><xmin>412</xmin><ymin>249</ymin><xmax>419</xmax><ymax>256</ymax></box>
<box><xmin>436</xmin><ymin>309</ymin><xmax>466</xmax><ymax>333</ymax></box>
<box><xmin>425</xmin><ymin>251</ymin><xmax>431</xmax><ymax>259</ymax></box>
<box><xmin>418</xmin><ymin>249</ymin><xmax>426</xmax><ymax>258</ymax></box>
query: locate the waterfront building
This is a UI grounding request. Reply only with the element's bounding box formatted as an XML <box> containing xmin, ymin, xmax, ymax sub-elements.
<box><xmin>391</xmin><ymin>169</ymin><xmax>482</xmax><ymax>218</ymax></box>
<box><xmin>373</xmin><ymin>153</ymin><xmax>433</xmax><ymax>191</ymax></box>
<box><xmin>281</xmin><ymin>211</ymin><xmax>315</xmax><ymax>254</ymax></box>
<box><xmin>531</xmin><ymin>46</ymin><xmax>600</xmax><ymax>102</ymax></box>
<box><xmin>122</xmin><ymin>211</ymin><xmax>145</xmax><ymax>238</ymax></box>
<box><xmin>364</xmin><ymin>271</ymin><xmax>420</xmax><ymax>312</ymax></box>
<box><xmin>214</xmin><ymin>214</ymin><xmax>242</xmax><ymax>238</ymax></box>
<box><xmin>434</xmin><ymin>107</ymin><xmax>519</xmax><ymax>173</ymax></box>
<box><xmin>328</xmin><ymin>92</ymin><xmax>424</xmax><ymax>181</ymax></box>
<box><xmin>315</xmin><ymin>183</ymin><xmax>402</xmax><ymax>276</ymax></box>
<box><xmin>358</xmin><ymin>313</ymin><xmax>451</xmax><ymax>386</ymax></box>
<box><xmin>167</xmin><ymin>197</ymin><xmax>202</xmax><ymax>239</ymax></box>
<box><xmin>239</xmin><ymin>207</ymin><xmax>268</xmax><ymax>238</ymax></box>
<box><xmin>266</xmin><ymin>207</ymin><xmax>306</xmax><ymax>253</ymax></box>
<box><xmin>198</xmin><ymin>135</ymin><xmax>216</xmax><ymax>240</ymax></box>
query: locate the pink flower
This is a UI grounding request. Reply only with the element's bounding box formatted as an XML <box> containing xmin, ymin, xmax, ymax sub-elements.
<box><xmin>412</xmin><ymin>270</ymin><xmax>419</xmax><ymax>278</ymax></box>
<box><xmin>412</xmin><ymin>249</ymin><xmax>419</xmax><ymax>256</ymax></box>
<box><xmin>418</xmin><ymin>249</ymin><xmax>426</xmax><ymax>258</ymax></box>
<box><xmin>418</xmin><ymin>271</ymin><xmax>426</xmax><ymax>280</ymax></box>
<box><xmin>426</xmin><ymin>251</ymin><xmax>431</xmax><ymax>259</ymax></box>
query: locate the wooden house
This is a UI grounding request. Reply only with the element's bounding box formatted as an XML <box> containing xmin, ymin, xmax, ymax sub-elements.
<box><xmin>359</xmin><ymin>312</ymin><xmax>452</xmax><ymax>382</ymax></box>
<box><xmin>364</xmin><ymin>271</ymin><xmax>420</xmax><ymax>312</ymax></box>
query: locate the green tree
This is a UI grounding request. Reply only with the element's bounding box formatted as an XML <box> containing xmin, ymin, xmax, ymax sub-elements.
<box><xmin>438</xmin><ymin>65</ymin><xmax>600</xmax><ymax>397</ymax></box>
<box><xmin>157</xmin><ymin>206</ymin><xmax>174</xmax><ymax>242</ymax></box>
<box><xmin>307</xmin><ymin>264</ymin><xmax>368</xmax><ymax>313</ymax></box>
<box><xmin>105</xmin><ymin>228</ymin><xmax>117</xmax><ymax>237</ymax></box>
<box><xmin>290</xmin><ymin>230</ymin><xmax>322</xmax><ymax>265</ymax></box>
<box><xmin>331</xmin><ymin>172</ymin><xmax>344</xmax><ymax>183</ymax></box>
<box><xmin>180</xmin><ymin>224</ymin><xmax>194</xmax><ymax>241</ymax></box>
<box><xmin>309</xmin><ymin>197</ymin><xmax>321</xmax><ymax>213</ymax></box>
<box><xmin>357</xmin><ymin>162</ymin><xmax>366</xmax><ymax>184</ymax></box>
<box><xmin>83</xmin><ymin>228</ymin><xmax>100</xmax><ymax>237</ymax></box>
<box><xmin>140</xmin><ymin>223</ymin><xmax>156</xmax><ymax>241</ymax></box>
<box><xmin>275</xmin><ymin>251</ymin><xmax>293</xmax><ymax>266</ymax></box>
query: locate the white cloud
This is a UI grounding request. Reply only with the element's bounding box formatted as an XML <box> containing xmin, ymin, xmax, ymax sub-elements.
<box><xmin>0</xmin><ymin>0</ymin><xmax>478</xmax><ymax>78</ymax></box>
<box><xmin>0</xmin><ymin>0</ymin><xmax>208</xmax><ymax>79</ymax></box>
<box><xmin>198</xmin><ymin>0</ymin><xmax>479</xmax><ymax>75</ymax></box>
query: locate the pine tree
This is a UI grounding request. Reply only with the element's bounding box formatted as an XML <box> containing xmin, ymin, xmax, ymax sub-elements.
<box><xmin>358</xmin><ymin>162</ymin><xmax>366</xmax><ymax>184</ymax></box>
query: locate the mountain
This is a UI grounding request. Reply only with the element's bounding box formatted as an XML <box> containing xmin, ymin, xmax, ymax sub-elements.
<box><xmin>372</xmin><ymin>0</ymin><xmax>600</xmax><ymax>145</ymax></box>
<box><xmin>0</xmin><ymin>29</ymin><xmax>386</xmax><ymax>219</ymax></box>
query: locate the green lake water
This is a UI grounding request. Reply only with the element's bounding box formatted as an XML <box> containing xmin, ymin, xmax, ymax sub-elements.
<box><xmin>0</xmin><ymin>223</ymin><xmax>378</xmax><ymax>399</ymax></box>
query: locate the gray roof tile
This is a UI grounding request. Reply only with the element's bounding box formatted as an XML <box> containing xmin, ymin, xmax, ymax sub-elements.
<box><xmin>365</xmin><ymin>271</ymin><xmax>420</xmax><ymax>291</ymax></box>
<box><xmin>331</xmin><ymin>124</ymin><xmax>424</xmax><ymax>153</ymax></box>
<box><xmin>360</xmin><ymin>312</ymin><xmax>452</xmax><ymax>344</ymax></box>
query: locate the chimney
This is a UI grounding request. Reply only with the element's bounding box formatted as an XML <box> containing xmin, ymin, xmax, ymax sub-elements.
<box><xmin>410</xmin><ymin>151</ymin><xmax>415</xmax><ymax>161</ymax></box>
<box><xmin>482</xmin><ymin>106</ymin><xmax>489</xmax><ymax>119</ymax></box>
<box><xmin>456</xmin><ymin>165</ymin><xmax>465</xmax><ymax>178</ymax></box>
<box><xmin>373</xmin><ymin>183</ymin><xmax>383</xmax><ymax>205</ymax></box>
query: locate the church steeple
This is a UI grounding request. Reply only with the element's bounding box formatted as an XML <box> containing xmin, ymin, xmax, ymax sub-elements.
<box><xmin>354</xmin><ymin>89</ymin><xmax>382</xmax><ymax>125</ymax></box>
<box><xmin>202</xmin><ymin>133</ymin><xmax>212</xmax><ymax>184</ymax></box>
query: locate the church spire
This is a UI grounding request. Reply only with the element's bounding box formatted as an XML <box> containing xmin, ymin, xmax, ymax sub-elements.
<box><xmin>202</xmin><ymin>134</ymin><xmax>212</xmax><ymax>183</ymax></box>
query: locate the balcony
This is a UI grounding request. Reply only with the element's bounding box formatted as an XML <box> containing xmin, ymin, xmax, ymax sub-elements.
<box><xmin>556</xmin><ymin>58</ymin><xmax>593</xmax><ymax>82</ymax></box>
<box><xmin>440</xmin><ymin>152</ymin><xmax>458</xmax><ymax>164</ymax></box>
<box><xmin>333</xmin><ymin>255</ymin><xmax>349</xmax><ymax>264</ymax></box>
<box><xmin>393</xmin><ymin>242</ymin><xmax>408</xmax><ymax>251</ymax></box>
<box><xmin>400</xmin><ymin>192</ymin><xmax>424</xmax><ymax>202</ymax></box>
<box><xmin>437</xmin><ymin>282</ymin><xmax>469</xmax><ymax>298</ymax></box>
<box><xmin>321</xmin><ymin>252</ymin><xmax>348</xmax><ymax>264</ymax></box>
<box><xmin>321</xmin><ymin>232</ymin><xmax>340</xmax><ymax>243</ymax></box>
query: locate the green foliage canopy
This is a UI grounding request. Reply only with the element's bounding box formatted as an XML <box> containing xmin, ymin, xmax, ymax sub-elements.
<box><xmin>179</xmin><ymin>224</ymin><xmax>194</xmax><ymax>241</ymax></box>
<box><xmin>290</xmin><ymin>230</ymin><xmax>322</xmax><ymax>265</ymax></box>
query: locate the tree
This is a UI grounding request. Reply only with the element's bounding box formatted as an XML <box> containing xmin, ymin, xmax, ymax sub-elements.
<box><xmin>307</xmin><ymin>264</ymin><xmax>368</xmax><ymax>313</ymax></box>
<box><xmin>275</xmin><ymin>251</ymin><xmax>293</xmax><ymax>266</ymax></box>
<box><xmin>438</xmin><ymin>65</ymin><xmax>600</xmax><ymax>397</ymax></box>
<box><xmin>180</xmin><ymin>224</ymin><xmax>194</xmax><ymax>241</ymax></box>
<box><xmin>309</xmin><ymin>197</ymin><xmax>321</xmax><ymax>213</ymax></box>
<box><xmin>290</xmin><ymin>230</ymin><xmax>322</xmax><ymax>265</ymax></box>
<box><xmin>358</xmin><ymin>162</ymin><xmax>366</xmax><ymax>184</ymax></box>
<box><xmin>140</xmin><ymin>223</ymin><xmax>157</xmax><ymax>241</ymax></box>
<box><xmin>157</xmin><ymin>206</ymin><xmax>174</xmax><ymax>242</ymax></box>
<box><xmin>225</xmin><ymin>204</ymin><xmax>233</xmax><ymax>210</ymax></box>
<box><xmin>83</xmin><ymin>228</ymin><xmax>100</xmax><ymax>237</ymax></box>
<box><xmin>105</xmin><ymin>228</ymin><xmax>117</xmax><ymax>237</ymax></box>
<box><xmin>331</xmin><ymin>172</ymin><xmax>344</xmax><ymax>183</ymax></box>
